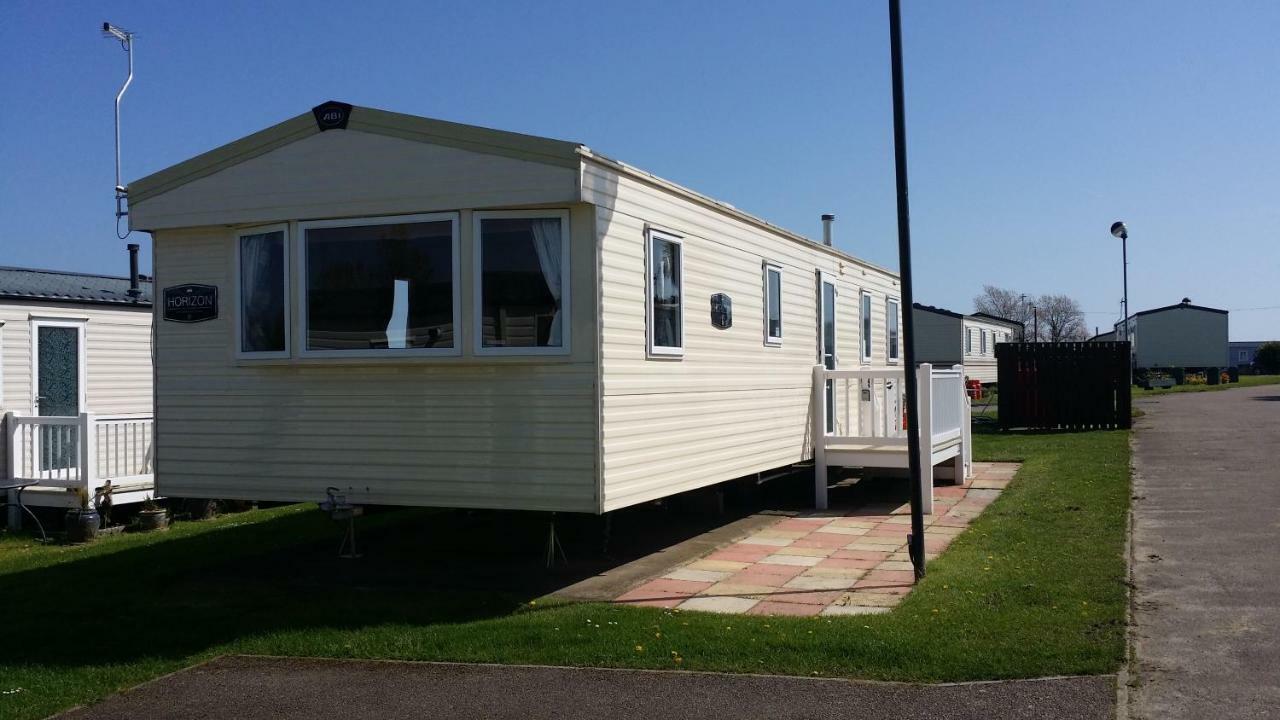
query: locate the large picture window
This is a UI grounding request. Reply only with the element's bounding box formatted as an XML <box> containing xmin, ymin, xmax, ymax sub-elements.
<box><xmin>237</xmin><ymin>227</ymin><xmax>288</xmax><ymax>357</ymax></box>
<box><xmin>474</xmin><ymin>210</ymin><xmax>570</xmax><ymax>354</ymax></box>
<box><xmin>860</xmin><ymin>291</ymin><xmax>873</xmax><ymax>363</ymax></box>
<box><xmin>647</xmin><ymin>230</ymin><xmax>684</xmax><ymax>356</ymax></box>
<box><xmin>886</xmin><ymin>298</ymin><xmax>900</xmax><ymax>362</ymax></box>
<box><xmin>300</xmin><ymin>214</ymin><xmax>460</xmax><ymax>357</ymax></box>
<box><xmin>764</xmin><ymin>262</ymin><xmax>783</xmax><ymax>345</ymax></box>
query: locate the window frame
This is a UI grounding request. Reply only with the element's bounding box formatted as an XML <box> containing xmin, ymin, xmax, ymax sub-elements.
<box><xmin>886</xmin><ymin>297</ymin><xmax>900</xmax><ymax>364</ymax></box>
<box><xmin>763</xmin><ymin>261</ymin><xmax>783</xmax><ymax>347</ymax></box>
<box><xmin>296</xmin><ymin>212</ymin><xmax>462</xmax><ymax>359</ymax></box>
<box><xmin>860</xmin><ymin>290</ymin><xmax>873</xmax><ymax>364</ymax></box>
<box><xmin>645</xmin><ymin>227</ymin><xmax>685</xmax><ymax>358</ymax></box>
<box><xmin>472</xmin><ymin>209</ymin><xmax>572</xmax><ymax>357</ymax></box>
<box><xmin>981</xmin><ymin>329</ymin><xmax>988</xmax><ymax>355</ymax></box>
<box><xmin>966</xmin><ymin>327</ymin><xmax>974</xmax><ymax>354</ymax></box>
<box><xmin>233</xmin><ymin>223</ymin><xmax>292</xmax><ymax>360</ymax></box>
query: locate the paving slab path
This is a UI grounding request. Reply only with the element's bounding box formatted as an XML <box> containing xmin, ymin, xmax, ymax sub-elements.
<box><xmin>616</xmin><ymin>463</ymin><xmax>1018</xmax><ymax>616</ymax></box>
<box><xmin>1130</xmin><ymin>384</ymin><xmax>1280</xmax><ymax>718</ymax></box>
<box><xmin>58</xmin><ymin>655</ymin><xmax>1115</xmax><ymax>720</ymax></box>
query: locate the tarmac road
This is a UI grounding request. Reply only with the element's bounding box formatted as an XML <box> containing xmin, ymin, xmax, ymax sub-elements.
<box><xmin>57</xmin><ymin>655</ymin><xmax>1113</xmax><ymax>720</ymax></box>
<box><xmin>1130</xmin><ymin>384</ymin><xmax>1280</xmax><ymax>717</ymax></box>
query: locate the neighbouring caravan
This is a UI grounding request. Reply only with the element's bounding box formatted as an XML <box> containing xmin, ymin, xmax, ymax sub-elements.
<box><xmin>2</xmin><ymin>258</ymin><xmax>156</xmax><ymax>525</ymax></box>
<box><xmin>962</xmin><ymin>313</ymin><xmax>1020</xmax><ymax>384</ymax></box>
<box><xmin>911</xmin><ymin>304</ymin><xmax>1019</xmax><ymax>384</ymax></box>
<box><xmin>128</xmin><ymin>102</ymin><xmax>916</xmax><ymax>515</ymax></box>
<box><xmin>1117</xmin><ymin>300</ymin><xmax>1228</xmax><ymax>370</ymax></box>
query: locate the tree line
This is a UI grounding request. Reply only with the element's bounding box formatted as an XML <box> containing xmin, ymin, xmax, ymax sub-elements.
<box><xmin>973</xmin><ymin>285</ymin><xmax>1091</xmax><ymax>342</ymax></box>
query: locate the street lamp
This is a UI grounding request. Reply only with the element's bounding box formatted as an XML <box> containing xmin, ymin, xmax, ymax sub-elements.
<box><xmin>1110</xmin><ymin>221</ymin><xmax>1131</xmax><ymax>386</ymax></box>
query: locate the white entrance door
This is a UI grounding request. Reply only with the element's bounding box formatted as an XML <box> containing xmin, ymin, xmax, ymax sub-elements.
<box><xmin>31</xmin><ymin>320</ymin><xmax>86</xmax><ymax>471</ymax></box>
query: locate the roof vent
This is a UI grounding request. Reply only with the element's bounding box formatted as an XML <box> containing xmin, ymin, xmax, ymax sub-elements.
<box><xmin>1181</xmin><ymin>297</ymin><xmax>1192</xmax><ymax>304</ymax></box>
<box><xmin>821</xmin><ymin>214</ymin><xmax>835</xmax><ymax>247</ymax></box>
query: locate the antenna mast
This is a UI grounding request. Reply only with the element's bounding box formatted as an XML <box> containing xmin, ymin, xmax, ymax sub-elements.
<box><xmin>103</xmin><ymin>22</ymin><xmax>135</xmax><ymax>238</ymax></box>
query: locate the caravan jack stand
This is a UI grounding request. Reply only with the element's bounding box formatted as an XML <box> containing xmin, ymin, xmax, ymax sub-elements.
<box><xmin>545</xmin><ymin>513</ymin><xmax>568</xmax><ymax>568</ymax></box>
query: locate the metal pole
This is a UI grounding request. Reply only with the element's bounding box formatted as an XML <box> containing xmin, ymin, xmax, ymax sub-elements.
<box><xmin>887</xmin><ymin>0</ymin><xmax>926</xmax><ymax>582</ymax></box>
<box><xmin>1033</xmin><ymin>306</ymin><xmax>1038</xmax><ymax>342</ymax></box>
<box><xmin>1122</xmin><ymin>233</ymin><xmax>1131</xmax><ymax>386</ymax></box>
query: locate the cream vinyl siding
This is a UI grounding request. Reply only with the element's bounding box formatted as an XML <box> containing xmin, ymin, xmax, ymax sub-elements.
<box><xmin>961</xmin><ymin>317</ymin><xmax>1016</xmax><ymax>384</ymax></box>
<box><xmin>0</xmin><ymin>300</ymin><xmax>152</xmax><ymax>478</ymax></box>
<box><xmin>152</xmin><ymin>204</ymin><xmax>600</xmax><ymax>512</ymax></box>
<box><xmin>130</xmin><ymin>130</ymin><xmax>579</xmax><ymax>231</ymax></box>
<box><xmin>584</xmin><ymin>161</ymin><xmax>900</xmax><ymax>511</ymax></box>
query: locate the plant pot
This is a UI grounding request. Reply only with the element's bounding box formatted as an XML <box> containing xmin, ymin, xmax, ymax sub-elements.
<box><xmin>65</xmin><ymin>509</ymin><xmax>101</xmax><ymax>544</ymax></box>
<box><xmin>136</xmin><ymin>508</ymin><xmax>169</xmax><ymax>533</ymax></box>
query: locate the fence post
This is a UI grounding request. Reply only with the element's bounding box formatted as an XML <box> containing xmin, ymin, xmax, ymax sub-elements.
<box><xmin>79</xmin><ymin>412</ymin><xmax>97</xmax><ymax>504</ymax></box>
<box><xmin>916</xmin><ymin>363</ymin><xmax>934</xmax><ymax>514</ymax></box>
<box><xmin>5</xmin><ymin>412</ymin><xmax>18</xmax><ymax>530</ymax></box>
<box><xmin>813</xmin><ymin>365</ymin><xmax>828</xmax><ymax>510</ymax></box>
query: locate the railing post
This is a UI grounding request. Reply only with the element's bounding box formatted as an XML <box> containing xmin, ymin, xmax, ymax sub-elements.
<box><xmin>812</xmin><ymin>364</ymin><xmax>828</xmax><ymax>510</ymax></box>
<box><xmin>5</xmin><ymin>412</ymin><xmax>18</xmax><ymax>530</ymax></box>
<box><xmin>916</xmin><ymin>364</ymin><xmax>934</xmax><ymax>514</ymax></box>
<box><xmin>954</xmin><ymin>364</ymin><xmax>971</xmax><ymax>482</ymax></box>
<box><xmin>79</xmin><ymin>412</ymin><xmax>97</xmax><ymax>503</ymax></box>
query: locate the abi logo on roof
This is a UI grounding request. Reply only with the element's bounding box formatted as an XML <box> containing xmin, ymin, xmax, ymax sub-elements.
<box><xmin>311</xmin><ymin>101</ymin><xmax>352</xmax><ymax>131</ymax></box>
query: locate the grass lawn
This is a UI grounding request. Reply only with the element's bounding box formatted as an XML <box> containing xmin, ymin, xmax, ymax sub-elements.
<box><xmin>1133</xmin><ymin>373</ymin><xmax>1280</xmax><ymax>397</ymax></box>
<box><xmin>0</xmin><ymin>426</ymin><xmax>1129</xmax><ymax>720</ymax></box>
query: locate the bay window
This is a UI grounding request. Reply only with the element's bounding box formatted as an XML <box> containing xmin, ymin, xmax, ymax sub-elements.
<box><xmin>474</xmin><ymin>210</ymin><xmax>570</xmax><ymax>354</ymax></box>
<box><xmin>237</xmin><ymin>226</ymin><xmax>289</xmax><ymax>358</ymax></box>
<box><xmin>299</xmin><ymin>213</ymin><xmax>460</xmax><ymax>357</ymax></box>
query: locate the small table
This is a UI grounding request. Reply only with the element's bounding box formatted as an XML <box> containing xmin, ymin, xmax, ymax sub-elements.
<box><xmin>0</xmin><ymin>480</ymin><xmax>47</xmax><ymax>542</ymax></box>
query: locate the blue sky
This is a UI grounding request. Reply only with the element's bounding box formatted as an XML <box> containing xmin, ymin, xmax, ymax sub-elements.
<box><xmin>3</xmin><ymin>0</ymin><xmax>1277</xmax><ymax>339</ymax></box>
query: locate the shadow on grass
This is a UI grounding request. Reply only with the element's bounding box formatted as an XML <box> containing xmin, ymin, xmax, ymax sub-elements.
<box><xmin>0</xmin><ymin>481</ymin><xmax>814</xmax><ymax>671</ymax></box>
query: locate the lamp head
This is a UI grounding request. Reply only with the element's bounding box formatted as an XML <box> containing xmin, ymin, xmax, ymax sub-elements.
<box><xmin>1110</xmin><ymin>221</ymin><xmax>1128</xmax><ymax>240</ymax></box>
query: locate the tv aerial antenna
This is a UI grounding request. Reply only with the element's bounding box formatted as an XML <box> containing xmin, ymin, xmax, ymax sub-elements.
<box><xmin>103</xmin><ymin>22</ymin><xmax>135</xmax><ymax>240</ymax></box>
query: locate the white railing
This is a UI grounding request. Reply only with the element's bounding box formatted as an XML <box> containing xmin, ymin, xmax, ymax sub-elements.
<box><xmin>815</xmin><ymin>367</ymin><xmax>908</xmax><ymax>445</ymax></box>
<box><xmin>5</xmin><ymin>412</ymin><xmax>154</xmax><ymax>494</ymax></box>
<box><xmin>812</xmin><ymin>363</ymin><xmax>971</xmax><ymax>510</ymax></box>
<box><xmin>926</xmin><ymin>366</ymin><xmax>965</xmax><ymax>444</ymax></box>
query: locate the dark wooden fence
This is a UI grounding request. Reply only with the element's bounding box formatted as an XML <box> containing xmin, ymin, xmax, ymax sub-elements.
<box><xmin>996</xmin><ymin>342</ymin><xmax>1131</xmax><ymax>430</ymax></box>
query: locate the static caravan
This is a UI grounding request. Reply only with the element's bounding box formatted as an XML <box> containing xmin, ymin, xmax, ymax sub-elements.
<box><xmin>2</xmin><ymin>260</ymin><xmax>155</xmax><ymax>527</ymax></box>
<box><xmin>127</xmin><ymin>102</ymin><xmax>971</xmax><ymax>516</ymax></box>
<box><xmin>961</xmin><ymin>313</ymin><xmax>1020</xmax><ymax>384</ymax></box>
<box><xmin>911</xmin><ymin>304</ymin><xmax>1019</xmax><ymax>384</ymax></box>
<box><xmin>1117</xmin><ymin>301</ymin><xmax>1228</xmax><ymax>370</ymax></box>
<box><xmin>911</xmin><ymin>304</ymin><xmax>963</xmax><ymax>367</ymax></box>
